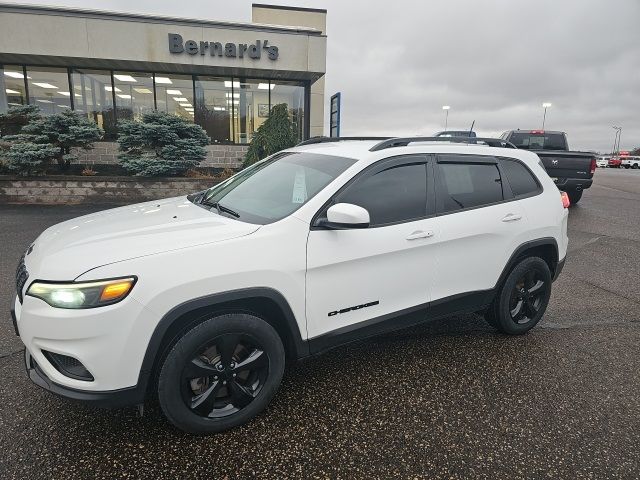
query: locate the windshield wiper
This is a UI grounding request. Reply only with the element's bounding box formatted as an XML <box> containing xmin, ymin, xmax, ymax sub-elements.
<box><xmin>200</xmin><ymin>199</ymin><xmax>240</xmax><ymax>218</ymax></box>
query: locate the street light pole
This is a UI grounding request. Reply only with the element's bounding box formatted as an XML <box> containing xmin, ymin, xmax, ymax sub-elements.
<box><xmin>612</xmin><ymin>126</ymin><xmax>622</xmax><ymax>156</ymax></box>
<box><xmin>442</xmin><ymin>105</ymin><xmax>450</xmax><ymax>131</ymax></box>
<box><xmin>542</xmin><ymin>102</ymin><xmax>552</xmax><ymax>129</ymax></box>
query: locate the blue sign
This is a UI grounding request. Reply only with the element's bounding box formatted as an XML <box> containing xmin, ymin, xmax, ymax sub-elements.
<box><xmin>330</xmin><ymin>92</ymin><xmax>341</xmax><ymax>138</ymax></box>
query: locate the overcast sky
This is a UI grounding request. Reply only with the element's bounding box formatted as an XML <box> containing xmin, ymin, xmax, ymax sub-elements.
<box><xmin>6</xmin><ymin>0</ymin><xmax>640</xmax><ymax>152</ymax></box>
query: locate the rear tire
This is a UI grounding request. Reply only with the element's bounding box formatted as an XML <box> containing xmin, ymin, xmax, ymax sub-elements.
<box><xmin>485</xmin><ymin>257</ymin><xmax>552</xmax><ymax>335</ymax></box>
<box><xmin>567</xmin><ymin>189</ymin><xmax>582</xmax><ymax>205</ymax></box>
<box><xmin>157</xmin><ymin>313</ymin><xmax>285</xmax><ymax>434</ymax></box>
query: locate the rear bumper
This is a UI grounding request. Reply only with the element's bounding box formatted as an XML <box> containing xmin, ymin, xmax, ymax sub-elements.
<box><xmin>554</xmin><ymin>178</ymin><xmax>593</xmax><ymax>191</ymax></box>
<box><xmin>24</xmin><ymin>348</ymin><xmax>146</xmax><ymax>408</ymax></box>
<box><xmin>553</xmin><ymin>256</ymin><xmax>566</xmax><ymax>282</ymax></box>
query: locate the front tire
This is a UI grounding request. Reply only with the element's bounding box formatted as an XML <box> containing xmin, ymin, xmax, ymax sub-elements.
<box><xmin>567</xmin><ymin>189</ymin><xmax>583</xmax><ymax>205</ymax></box>
<box><xmin>485</xmin><ymin>257</ymin><xmax>552</xmax><ymax>335</ymax></box>
<box><xmin>158</xmin><ymin>313</ymin><xmax>285</xmax><ymax>434</ymax></box>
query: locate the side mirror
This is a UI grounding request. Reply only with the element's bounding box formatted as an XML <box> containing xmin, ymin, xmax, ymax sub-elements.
<box><xmin>317</xmin><ymin>203</ymin><xmax>370</xmax><ymax>229</ymax></box>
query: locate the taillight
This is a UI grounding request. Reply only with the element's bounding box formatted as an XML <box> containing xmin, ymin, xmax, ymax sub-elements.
<box><xmin>590</xmin><ymin>158</ymin><xmax>596</xmax><ymax>174</ymax></box>
<box><xmin>561</xmin><ymin>191</ymin><xmax>570</xmax><ymax>208</ymax></box>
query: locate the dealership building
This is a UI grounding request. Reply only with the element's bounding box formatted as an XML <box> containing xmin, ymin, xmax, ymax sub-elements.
<box><xmin>0</xmin><ymin>3</ymin><xmax>327</xmax><ymax>166</ymax></box>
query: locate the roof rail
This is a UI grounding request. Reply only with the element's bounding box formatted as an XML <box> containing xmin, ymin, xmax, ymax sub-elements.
<box><xmin>296</xmin><ymin>136</ymin><xmax>391</xmax><ymax>147</ymax></box>
<box><xmin>369</xmin><ymin>136</ymin><xmax>517</xmax><ymax>152</ymax></box>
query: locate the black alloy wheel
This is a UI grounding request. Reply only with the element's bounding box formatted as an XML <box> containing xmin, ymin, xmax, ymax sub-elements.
<box><xmin>182</xmin><ymin>333</ymin><xmax>268</xmax><ymax>418</ymax></box>
<box><xmin>485</xmin><ymin>256</ymin><xmax>552</xmax><ymax>335</ymax></box>
<box><xmin>508</xmin><ymin>270</ymin><xmax>548</xmax><ymax>325</ymax></box>
<box><xmin>158</xmin><ymin>313</ymin><xmax>285</xmax><ymax>434</ymax></box>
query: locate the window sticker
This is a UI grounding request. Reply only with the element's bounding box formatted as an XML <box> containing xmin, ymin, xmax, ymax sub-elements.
<box><xmin>292</xmin><ymin>168</ymin><xmax>308</xmax><ymax>204</ymax></box>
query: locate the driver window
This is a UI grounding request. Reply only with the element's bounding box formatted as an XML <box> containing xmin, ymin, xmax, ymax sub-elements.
<box><xmin>336</xmin><ymin>162</ymin><xmax>428</xmax><ymax>227</ymax></box>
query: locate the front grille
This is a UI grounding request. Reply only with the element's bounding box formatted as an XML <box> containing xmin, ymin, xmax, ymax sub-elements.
<box><xmin>42</xmin><ymin>350</ymin><xmax>94</xmax><ymax>381</ymax></box>
<box><xmin>15</xmin><ymin>252</ymin><xmax>29</xmax><ymax>303</ymax></box>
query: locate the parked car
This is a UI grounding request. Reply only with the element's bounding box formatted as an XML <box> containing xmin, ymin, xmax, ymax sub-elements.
<box><xmin>622</xmin><ymin>156</ymin><xmax>640</xmax><ymax>169</ymax></box>
<box><xmin>608</xmin><ymin>157</ymin><xmax>623</xmax><ymax>168</ymax></box>
<box><xmin>12</xmin><ymin>136</ymin><xmax>569</xmax><ymax>434</ymax></box>
<box><xmin>596</xmin><ymin>156</ymin><xmax>610</xmax><ymax>168</ymax></box>
<box><xmin>501</xmin><ymin>130</ymin><xmax>596</xmax><ymax>205</ymax></box>
<box><xmin>434</xmin><ymin>130</ymin><xmax>476</xmax><ymax>137</ymax></box>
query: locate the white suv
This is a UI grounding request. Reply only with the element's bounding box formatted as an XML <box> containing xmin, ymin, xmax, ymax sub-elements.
<box><xmin>12</xmin><ymin>137</ymin><xmax>569</xmax><ymax>434</ymax></box>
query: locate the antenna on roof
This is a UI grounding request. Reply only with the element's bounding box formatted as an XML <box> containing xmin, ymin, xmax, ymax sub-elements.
<box><xmin>469</xmin><ymin>120</ymin><xmax>475</xmax><ymax>135</ymax></box>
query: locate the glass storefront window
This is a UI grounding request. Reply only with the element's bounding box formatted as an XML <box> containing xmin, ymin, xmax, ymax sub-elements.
<box><xmin>271</xmin><ymin>81</ymin><xmax>305</xmax><ymax>142</ymax></box>
<box><xmin>71</xmin><ymin>69</ymin><xmax>115</xmax><ymax>139</ymax></box>
<box><xmin>233</xmin><ymin>79</ymin><xmax>270</xmax><ymax>144</ymax></box>
<box><xmin>194</xmin><ymin>76</ymin><xmax>232</xmax><ymax>144</ymax></box>
<box><xmin>155</xmin><ymin>74</ymin><xmax>194</xmax><ymax>122</ymax></box>
<box><xmin>112</xmin><ymin>71</ymin><xmax>155</xmax><ymax>122</ymax></box>
<box><xmin>1</xmin><ymin>65</ymin><xmax>27</xmax><ymax>113</ymax></box>
<box><xmin>26</xmin><ymin>67</ymin><xmax>71</xmax><ymax>115</ymax></box>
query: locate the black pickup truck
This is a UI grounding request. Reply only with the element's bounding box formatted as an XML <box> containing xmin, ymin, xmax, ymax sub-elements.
<box><xmin>501</xmin><ymin>130</ymin><xmax>596</xmax><ymax>205</ymax></box>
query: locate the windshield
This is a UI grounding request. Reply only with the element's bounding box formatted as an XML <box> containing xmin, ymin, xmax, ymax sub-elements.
<box><xmin>509</xmin><ymin>132</ymin><xmax>567</xmax><ymax>150</ymax></box>
<box><xmin>199</xmin><ymin>152</ymin><xmax>357</xmax><ymax>224</ymax></box>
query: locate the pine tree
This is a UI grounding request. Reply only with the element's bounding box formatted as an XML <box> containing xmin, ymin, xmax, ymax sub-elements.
<box><xmin>0</xmin><ymin>105</ymin><xmax>41</xmax><ymax>136</ymax></box>
<box><xmin>1</xmin><ymin>106</ymin><xmax>103</xmax><ymax>175</ymax></box>
<box><xmin>118</xmin><ymin>111</ymin><xmax>210</xmax><ymax>176</ymax></box>
<box><xmin>244</xmin><ymin>103</ymin><xmax>298</xmax><ymax>166</ymax></box>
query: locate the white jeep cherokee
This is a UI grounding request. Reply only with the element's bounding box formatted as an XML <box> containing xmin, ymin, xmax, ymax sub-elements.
<box><xmin>12</xmin><ymin>136</ymin><xmax>569</xmax><ymax>434</ymax></box>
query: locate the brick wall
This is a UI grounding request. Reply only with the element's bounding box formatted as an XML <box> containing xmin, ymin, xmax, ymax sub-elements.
<box><xmin>0</xmin><ymin>176</ymin><xmax>222</xmax><ymax>205</ymax></box>
<box><xmin>74</xmin><ymin>142</ymin><xmax>248</xmax><ymax>168</ymax></box>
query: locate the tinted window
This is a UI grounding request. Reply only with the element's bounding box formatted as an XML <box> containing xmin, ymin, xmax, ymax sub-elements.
<box><xmin>508</xmin><ymin>132</ymin><xmax>567</xmax><ymax>150</ymax></box>
<box><xmin>437</xmin><ymin>162</ymin><xmax>503</xmax><ymax>213</ymax></box>
<box><xmin>337</xmin><ymin>162</ymin><xmax>427</xmax><ymax>226</ymax></box>
<box><xmin>501</xmin><ymin>159</ymin><xmax>540</xmax><ymax>196</ymax></box>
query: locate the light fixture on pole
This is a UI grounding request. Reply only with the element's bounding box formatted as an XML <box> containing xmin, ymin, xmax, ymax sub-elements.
<box><xmin>442</xmin><ymin>105</ymin><xmax>450</xmax><ymax>131</ymax></box>
<box><xmin>612</xmin><ymin>126</ymin><xmax>622</xmax><ymax>156</ymax></box>
<box><xmin>542</xmin><ymin>102</ymin><xmax>552</xmax><ymax>129</ymax></box>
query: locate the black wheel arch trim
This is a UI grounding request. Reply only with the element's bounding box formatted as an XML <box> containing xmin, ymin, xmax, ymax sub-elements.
<box><xmin>136</xmin><ymin>287</ymin><xmax>308</xmax><ymax>394</ymax></box>
<box><xmin>494</xmin><ymin>237</ymin><xmax>560</xmax><ymax>290</ymax></box>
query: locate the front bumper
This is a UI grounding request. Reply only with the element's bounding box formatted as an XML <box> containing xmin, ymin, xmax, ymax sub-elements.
<box><xmin>24</xmin><ymin>349</ymin><xmax>145</xmax><ymax>408</ymax></box>
<box><xmin>14</xmin><ymin>293</ymin><xmax>156</xmax><ymax>404</ymax></box>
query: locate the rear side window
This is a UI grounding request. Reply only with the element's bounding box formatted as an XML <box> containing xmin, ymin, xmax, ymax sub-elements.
<box><xmin>437</xmin><ymin>161</ymin><xmax>503</xmax><ymax>213</ymax></box>
<box><xmin>501</xmin><ymin>159</ymin><xmax>541</xmax><ymax>197</ymax></box>
<box><xmin>337</xmin><ymin>162</ymin><xmax>427</xmax><ymax>226</ymax></box>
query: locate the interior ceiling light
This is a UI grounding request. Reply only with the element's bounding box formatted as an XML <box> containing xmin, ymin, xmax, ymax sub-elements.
<box><xmin>114</xmin><ymin>74</ymin><xmax>137</xmax><ymax>82</ymax></box>
<box><xmin>5</xmin><ymin>89</ymin><xmax>21</xmax><ymax>94</ymax></box>
<box><xmin>33</xmin><ymin>82</ymin><xmax>57</xmax><ymax>89</ymax></box>
<box><xmin>134</xmin><ymin>88</ymin><xmax>152</xmax><ymax>94</ymax></box>
<box><xmin>117</xmin><ymin>94</ymin><xmax>132</xmax><ymax>99</ymax></box>
<box><xmin>224</xmin><ymin>81</ymin><xmax>240</xmax><ymax>88</ymax></box>
<box><xmin>166</xmin><ymin>89</ymin><xmax>182</xmax><ymax>95</ymax></box>
<box><xmin>105</xmin><ymin>86</ymin><xmax>122</xmax><ymax>92</ymax></box>
<box><xmin>155</xmin><ymin>77</ymin><xmax>172</xmax><ymax>84</ymax></box>
<box><xmin>173</xmin><ymin>97</ymin><xmax>188</xmax><ymax>102</ymax></box>
<box><xmin>258</xmin><ymin>83</ymin><xmax>274</xmax><ymax>90</ymax></box>
<box><xmin>4</xmin><ymin>71</ymin><xmax>25</xmax><ymax>79</ymax></box>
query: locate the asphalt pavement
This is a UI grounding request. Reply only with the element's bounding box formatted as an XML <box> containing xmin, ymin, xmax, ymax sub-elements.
<box><xmin>0</xmin><ymin>168</ymin><xmax>638</xmax><ymax>479</ymax></box>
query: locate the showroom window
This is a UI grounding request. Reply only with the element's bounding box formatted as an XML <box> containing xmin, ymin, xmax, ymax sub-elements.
<box><xmin>155</xmin><ymin>74</ymin><xmax>194</xmax><ymax>121</ymax></box>
<box><xmin>233</xmin><ymin>79</ymin><xmax>270</xmax><ymax>144</ymax></box>
<box><xmin>25</xmin><ymin>66</ymin><xmax>71</xmax><ymax>114</ymax></box>
<box><xmin>271</xmin><ymin>81</ymin><xmax>305</xmax><ymax>142</ymax></box>
<box><xmin>71</xmin><ymin>69</ymin><xmax>116</xmax><ymax>139</ymax></box>
<box><xmin>194</xmin><ymin>76</ymin><xmax>233</xmax><ymax>143</ymax></box>
<box><xmin>0</xmin><ymin>65</ymin><xmax>28</xmax><ymax>113</ymax></box>
<box><xmin>112</xmin><ymin>71</ymin><xmax>155</xmax><ymax>122</ymax></box>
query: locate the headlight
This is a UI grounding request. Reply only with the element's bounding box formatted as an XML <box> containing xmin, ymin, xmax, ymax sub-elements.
<box><xmin>27</xmin><ymin>277</ymin><xmax>136</xmax><ymax>309</ymax></box>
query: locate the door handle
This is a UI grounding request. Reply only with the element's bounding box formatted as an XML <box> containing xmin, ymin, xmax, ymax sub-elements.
<box><xmin>406</xmin><ymin>230</ymin><xmax>434</xmax><ymax>240</ymax></box>
<box><xmin>502</xmin><ymin>213</ymin><xmax>522</xmax><ymax>222</ymax></box>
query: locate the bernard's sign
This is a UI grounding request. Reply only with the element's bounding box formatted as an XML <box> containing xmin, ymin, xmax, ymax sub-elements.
<box><xmin>168</xmin><ymin>33</ymin><xmax>279</xmax><ymax>60</ymax></box>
